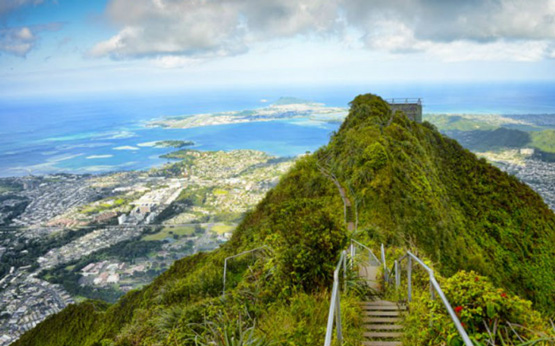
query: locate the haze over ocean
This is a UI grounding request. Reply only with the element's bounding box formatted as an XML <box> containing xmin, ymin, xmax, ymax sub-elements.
<box><xmin>1</xmin><ymin>82</ymin><xmax>555</xmax><ymax>177</ymax></box>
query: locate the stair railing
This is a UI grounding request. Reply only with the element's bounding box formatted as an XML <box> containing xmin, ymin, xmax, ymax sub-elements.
<box><xmin>350</xmin><ymin>239</ymin><xmax>381</xmax><ymax>267</ymax></box>
<box><xmin>324</xmin><ymin>250</ymin><xmax>348</xmax><ymax>346</ymax></box>
<box><xmin>325</xmin><ymin>243</ymin><xmax>473</xmax><ymax>346</ymax></box>
<box><xmin>392</xmin><ymin>251</ymin><xmax>474</xmax><ymax>346</ymax></box>
<box><xmin>325</xmin><ymin>241</ymin><xmax>381</xmax><ymax>346</ymax></box>
<box><xmin>222</xmin><ymin>246</ymin><xmax>269</xmax><ymax>298</ymax></box>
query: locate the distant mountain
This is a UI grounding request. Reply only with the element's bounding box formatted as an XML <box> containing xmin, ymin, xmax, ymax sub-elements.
<box><xmin>15</xmin><ymin>94</ymin><xmax>555</xmax><ymax>346</ymax></box>
<box><xmin>425</xmin><ymin>113</ymin><xmax>555</xmax><ymax>154</ymax></box>
<box><xmin>271</xmin><ymin>96</ymin><xmax>319</xmax><ymax>106</ymax></box>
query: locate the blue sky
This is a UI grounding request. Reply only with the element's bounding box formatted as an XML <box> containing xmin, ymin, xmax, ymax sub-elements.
<box><xmin>1</xmin><ymin>0</ymin><xmax>554</xmax><ymax>98</ymax></box>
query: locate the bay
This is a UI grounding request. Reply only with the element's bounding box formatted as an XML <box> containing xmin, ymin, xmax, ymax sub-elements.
<box><xmin>1</xmin><ymin>82</ymin><xmax>554</xmax><ymax>177</ymax></box>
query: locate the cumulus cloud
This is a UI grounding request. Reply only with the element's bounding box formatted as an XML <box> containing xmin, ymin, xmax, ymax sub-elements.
<box><xmin>0</xmin><ymin>27</ymin><xmax>35</xmax><ymax>56</ymax></box>
<box><xmin>91</xmin><ymin>0</ymin><xmax>555</xmax><ymax>61</ymax></box>
<box><xmin>0</xmin><ymin>22</ymin><xmax>62</xmax><ymax>57</ymax></box>
<box><xmin>90</xmin><ymin>0</ymin><xmax>342</xmax><ymax>59</ymax></box>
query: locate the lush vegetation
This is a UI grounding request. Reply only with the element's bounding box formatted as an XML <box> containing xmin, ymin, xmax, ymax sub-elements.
<box><xmin>423</xmin><ymin>114</ymin><xmax>499</xmax><ymax>131</ymax></box>
<box><xmin>400</xmin><ymin>269</ymin><xmax>555</xmax><ymax>345</ymax></box>
<box><xmin>530</xmin><ymin>129</ymin><xmax>555</xmax><ymax>153</ymax></box>
<box><xmin>160</xmin><ymin>149</ymin><xmax>197</xmax><ymax>161</ymax></box>
<box><xmin>425</xmin><ymin>114</ymin><xmax>555</xmax><ymax>154</ymax></box>
<box><xmin>15</xmin><ymin>94</ymin><xmax>555</xmax><ymax>346</ymax></box>
<box><xmin>448</xmin><ymin>128</ymin><xmax>531</xmax><ymax>152</ymax></box>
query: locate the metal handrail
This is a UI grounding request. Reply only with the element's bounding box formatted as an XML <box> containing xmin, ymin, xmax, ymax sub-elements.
<box><xmin>324</xmin><ymin>243</ymin><xmax>473</xmax><ymax>346</ymax></box>
<box><xmin>222</xmin><ymin>246</ymin><xmax>269</xmax><ymax>297</ymax></box>
<box><xmin>395</xmin><ymin>251</ymin><xmax>473</xmax><ymax>346</ymax></box>
<box><xmin>324</xmin><ymin>250</ymin><xmax>347</xmax><ymax>346</ymax></box>
<box><xmin>387</xmin><ymin>98</ymin><xmax>422</xmax><ymax>105</ymax></box>
<box><xmin>350</xmin><ymin>239</ymin><xmax>381</xmax><ymax>266</ymax></box>
<box><xmin>324</xmin><ymin>241</ymin><xmax>381</xmax><ymax>346</ymax></box>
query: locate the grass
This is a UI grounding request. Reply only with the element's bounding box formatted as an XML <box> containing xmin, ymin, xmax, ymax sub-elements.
<box><xmin>530</xmin><ymin>129</ymin><xmax>555</xmax><ymax>153</ymax></box>
<box><xmin>213</xmin><ymin>188</ymin><xmax>229</xmax><ymax>196</ymax></box>
<box><xmin>80</xmin><ymin>197</ymin><xmax>128</xmax><ymax>215</ymax></box>
<box><xmin>142</xmin><ymin>226</ymin><xmax>195</xmax><ymax>241</ymax></box>
<box><xmin>211</xmin><ymin>223</ymin><xmax>235</xmax><ymax>234</ymax></box>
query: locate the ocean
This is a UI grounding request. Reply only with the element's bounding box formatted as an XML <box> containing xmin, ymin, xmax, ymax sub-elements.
<box><xmin>1</xmin><ymin>82</ymin><xmax>555</xmax><ymax>178</ymax></box>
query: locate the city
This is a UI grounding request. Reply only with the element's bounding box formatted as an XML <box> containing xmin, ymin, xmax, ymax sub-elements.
<box><xmin>0</xmin><ymin>149</ymin><xmax>294</xmax><ymax>345</ymax></box>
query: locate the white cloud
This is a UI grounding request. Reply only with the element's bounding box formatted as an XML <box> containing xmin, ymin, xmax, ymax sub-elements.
<box><xmin>0</xmin><ymin>27</ymin><xmax>35</xmax><ymax>57</ymax></box>
<box><xmin>74</xmin><ymin>0</ymin><xmax>555</xmax><ymax>63</ymax></box>
<box><xmin>91</xmin><ymin>0</ymin><xmax>342</xmax><ymax>59</ymax></box>
<box><xmin>152</xmin><ymin>55</ymin><xmax>199</xmax><ymax>68</ymax></box>
<box><xmin>0</xmin><ymin>23</ymin><xmax>62</xmax><ymax>57</ymax></box>
<box><xmin>347</xmin><ymin>0</ymin><xmax>555</xmax><ymax>60</ymax></box>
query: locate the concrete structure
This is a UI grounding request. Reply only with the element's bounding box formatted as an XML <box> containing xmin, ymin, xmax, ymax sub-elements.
<box><xmin>387</xmin><ymin>98</ymin><xmax>422</xmax><ymax>123</ymax></box>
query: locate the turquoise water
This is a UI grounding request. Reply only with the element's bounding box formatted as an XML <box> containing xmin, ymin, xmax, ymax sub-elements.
<box><xmin>1</xmin><ymin>82</ymin><xmax>555</xmax><ymax>177</ymax></box>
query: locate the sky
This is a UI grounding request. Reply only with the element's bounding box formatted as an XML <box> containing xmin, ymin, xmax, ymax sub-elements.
<box><xmin>1</xmin><ymin>0</ymin><xmax>555</xmax><ymax>98</ymax></box>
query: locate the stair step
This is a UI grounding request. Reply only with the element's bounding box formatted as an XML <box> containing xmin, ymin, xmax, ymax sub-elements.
<box><xmin>363</xmin><ymin>317</ymin><xmax>402</xmax><ymax>323</ymax></box>
<box><xmin>362</xmin><ymin>300</ymin><xmax>397</xmax><ymax>306</ymax></box>
<box><xmin>361</xmin><ymin>305</ymin><xmax>406</xmax><ymax>311</ymax></box>
<box><xmin>365</xmin><ymin>324</ymin><xmax>403</xmax><ymax>330</ymax></box>
<box><xmin>362</xmin><ymin>342</ymin><xmax>402</xmax><ymax>346</ymax></box>
<box><xmin>364</xmin><ymin>331</ymin><xmax>402</xmax><ymax>338</ymax></box>
<box><xmin>364</xmin><ymin>310</ymin><xmax>401</xmax><ymax>316</ymax></box>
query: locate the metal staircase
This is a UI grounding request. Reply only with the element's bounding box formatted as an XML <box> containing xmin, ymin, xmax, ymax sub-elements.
<box><xmin>353</xmin><ymin>241</ymin><xmax>405</xmax><ymax>346</ymax></box>
<box><xmin>361</xmin><ymin>300</ymin><xmax>404</xmax><ymax>346</ymax></box>
<box><xmin>324</xmin><ymin>241</ymin><xmax>473</xmax><ymax>346</ymax></box>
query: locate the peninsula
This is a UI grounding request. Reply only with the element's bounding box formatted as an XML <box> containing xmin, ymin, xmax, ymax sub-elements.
<box><xmin>148</xmin><ymin>97</ymin><xmax>348</xmax><ymax>129</ymax></box>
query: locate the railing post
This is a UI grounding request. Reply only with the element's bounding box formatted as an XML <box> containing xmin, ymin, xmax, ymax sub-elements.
<box><xmin>429</xmin><ymin>273</ymin><xmax>435</xmax><ymax>328</ymax></box>
<box><xmin>335</xmin><ymin>288</ymin><xmax>343</xmax><ymax>344</ymax></box>
<box><xmin>381</xmin><ymin>244</ymin><xmax>388</xmax><ymax>282</ymax></box>
<box><xmin>222</xmin><ymin>258</ymin><xmax>228</xmax><ymax>298</ymax></box>
<box><xmin>342</xmin><ymin>251</ymin><xmax>347</xmax><ymax>292</ymax></box>
<box><xmin>324</xmin><ymin>280</ymin><xmax>338</xmax><ymax>346</ymax></box>
<box><xmin>395</xmin><ymin>260</ymin><xmax>400</xmax><ymax>290</ymax></box>
<box><xmin>429</xmin><ymin>273</ymin><xmax>435</xmax><ymax>300</ymax></box>
<box><xmin>350</xmin><ymin>242</ymin><xmax>355</xmax><ymax>269</ymax></box>
<box><xmin>407</xmin><ymin>256</ymin><xmax>412</xmax><ymax>302</ymax></box>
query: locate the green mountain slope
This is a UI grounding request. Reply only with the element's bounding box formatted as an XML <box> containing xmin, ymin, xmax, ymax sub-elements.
<box><xmin>15</xmin><ymin>94</ymin><xmax>555</xmax><ymax>346</ymax></box>
<box><xmin>531</xmin><ymin>129</ymin><xmax>555</xmax><ymax>152</ymax></box>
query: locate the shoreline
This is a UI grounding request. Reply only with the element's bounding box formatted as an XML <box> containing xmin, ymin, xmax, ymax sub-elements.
<box><xmin>0</xmin><ymin>148</ymin><xmax>301</xmax><ymax>180</ymax></box>
<box><xmin>1</xmin><ymin>110</ymin><xmax>554</xmax><ymax>179</ymax></box>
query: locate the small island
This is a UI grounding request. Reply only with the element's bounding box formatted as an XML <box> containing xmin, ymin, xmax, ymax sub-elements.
<box><xmin>154</xmin><ymin>140</ymin><xmax>195</xmax><ymax>148</ymax></box>
<box><xmin>160</xmin><ymin>149</ymin><xmax>194</xmax><ymax>160</ymax></box>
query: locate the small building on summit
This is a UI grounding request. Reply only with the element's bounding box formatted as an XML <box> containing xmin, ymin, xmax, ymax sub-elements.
<box><xmin>387</xmin><ymin>98</ymin><xmax>422</xmax><ymax>123</ymax></box>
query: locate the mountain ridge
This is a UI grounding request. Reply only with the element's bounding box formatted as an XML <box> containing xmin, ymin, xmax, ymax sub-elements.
<box><xmin>14</xmin><ymin>94</ymin><xmax>555</xmax><ymax>346</ymax></box>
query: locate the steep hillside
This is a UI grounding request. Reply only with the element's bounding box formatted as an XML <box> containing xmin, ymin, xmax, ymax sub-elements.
<box><xmin>15</xmin><ymin>94</ymin><xmax>555</xmax><ymax>346</ymax></box>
